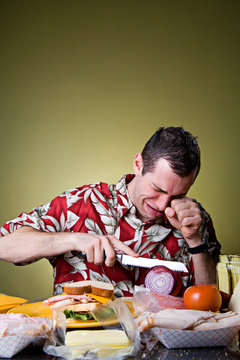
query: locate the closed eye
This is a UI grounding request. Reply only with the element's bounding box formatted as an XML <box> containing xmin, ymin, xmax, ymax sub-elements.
<box><xmin>152</xmin><ymin>183</ymin><xmax>186</xmax><ymax>200</ymax></box>
<box><xmin>152</xmin><ymin>184</ymin><xmax>167</xmax><ymax>194</ymax></box>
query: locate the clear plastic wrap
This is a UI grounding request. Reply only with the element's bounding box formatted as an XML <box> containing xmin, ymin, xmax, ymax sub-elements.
<box><xmin>132</xmin><ymin>286</ymin><xmax>240</xmax><ymax>350</ymax></box>
<box><xmin>0</xmin><ymin>313</ymin><xmax>55</xmax><ymax>358</ymax></box>
<box><xmin>44</xmin><ymin>298</ymin><xmax>141</xmax><ymax>360</ymax></box>
<box><xmin>133</xmin><ymin>285</ymin><xmax>185</xmax><ymax>314</ymax></box>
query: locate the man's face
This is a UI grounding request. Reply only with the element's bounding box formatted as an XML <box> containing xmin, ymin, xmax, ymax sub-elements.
<box><xmin>128</xmin><ymin>155</ymin><xmax>196</xmax><ymax>223</ymax></box>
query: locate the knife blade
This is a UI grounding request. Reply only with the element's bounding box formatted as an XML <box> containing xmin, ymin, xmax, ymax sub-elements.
<box><xmin>116</xmin><ymin>253</ymin><xmax>188</xmax><ymax>272</ymax></box>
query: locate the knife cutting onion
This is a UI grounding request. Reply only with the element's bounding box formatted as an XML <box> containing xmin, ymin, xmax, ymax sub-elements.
<box><xmin>144</xmin><ymin>266</ymin><xmax>182</xmax><ymax>296</ymax></box>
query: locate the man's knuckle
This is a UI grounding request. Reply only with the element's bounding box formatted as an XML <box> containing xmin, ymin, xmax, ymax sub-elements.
<box><xmin>107</xmin><ymin>254</ymin><xmax>115</xmax><ymax>263</ymax></box>
<box><xmin>95</xmin><ymin>260</ymin><xmax>102</xmax><ymax>266</ymax></box>
<box><xmin>85</xmin><ymin>244</ymin><xmax>92</xmax><ymax>252</ymax></box>
<box><xmin>94</xmin><ymin>237</ymin><xmax>101</xmax><ymax>246</ymax></box>
<box><xmin>171</xmin><ymin>199</ymin><xmax>177</xmax><ymax>207</ymax></box>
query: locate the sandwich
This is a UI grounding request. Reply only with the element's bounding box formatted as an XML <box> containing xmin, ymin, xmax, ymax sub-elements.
<box><xmin>43</xmin><ymin>280</ymin><xmax>115</xmax><ymax>324</ymax></box>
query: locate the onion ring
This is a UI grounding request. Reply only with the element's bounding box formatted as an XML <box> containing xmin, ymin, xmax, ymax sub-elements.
<box><xmin>144</xmin><ymin>266</ymin><xmax>182</xmax><ymax>296</ymax></box>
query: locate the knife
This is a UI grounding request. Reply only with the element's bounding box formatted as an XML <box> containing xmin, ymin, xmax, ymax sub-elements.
<box><xmin>116</xmin><ymin>253</ymin><xmax>188</xmax><ymax>272</ymax></box>
<box><xmin>79</xmin><ymin>251</ymin><xmax>187</xmax><ymax>272</ymax></box>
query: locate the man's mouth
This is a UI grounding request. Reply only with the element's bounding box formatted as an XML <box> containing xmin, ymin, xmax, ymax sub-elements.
<box><xmin>146</xmin><ymin>203</ymin><xmax>164</xmax><ymax>217</ymax></box>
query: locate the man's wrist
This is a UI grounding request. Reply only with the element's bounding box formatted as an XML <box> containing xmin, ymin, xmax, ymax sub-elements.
<box><xmin>187</xmin><ymin>237</ymin><xmax>208</xmax><ymax>254</ymax></box>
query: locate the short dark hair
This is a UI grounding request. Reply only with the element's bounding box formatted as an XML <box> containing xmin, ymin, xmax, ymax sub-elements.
<box><xmin>141</xmin><ymin>127</ymin><xmax>201</xmax><ymax>178</ymax></box>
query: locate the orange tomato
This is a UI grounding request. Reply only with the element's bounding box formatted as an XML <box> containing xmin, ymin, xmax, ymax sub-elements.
<box><xmin>184</xmin><ymin>284</ymin><xmax>222</xmax><ymax>312</ymax></box>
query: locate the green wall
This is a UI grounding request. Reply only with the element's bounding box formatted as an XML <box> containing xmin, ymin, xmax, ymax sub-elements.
<box><xmin>0</xmin><ymin>0</ymin><xmax>239</xmax><ymax>300</ymax></box>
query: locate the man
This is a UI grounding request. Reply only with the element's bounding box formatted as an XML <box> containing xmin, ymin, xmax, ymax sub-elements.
<box><xmin>0</xmin><ymin>127</ymin><xmax>221</xmax><ymax>296</ymax></box>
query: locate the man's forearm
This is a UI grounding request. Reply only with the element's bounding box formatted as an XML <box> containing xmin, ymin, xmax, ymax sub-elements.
<box><xmin>0</xmin><ymin>226</ymin><xmax>75</xmax><ymax>263</ymax></box>
<box><xmin>191</xmin><ymin>252</ymin><xmax>217</xmax><ymax>285</ymax></box>
<box><xmin>183</xmin><ymin>231</ymin><xmax>217</xmax><ymax>285</ymax></box>
<box><xmin>0</xmin><ymin>225</ymin><xmax>139</xmax><ymax>266</ymax></box>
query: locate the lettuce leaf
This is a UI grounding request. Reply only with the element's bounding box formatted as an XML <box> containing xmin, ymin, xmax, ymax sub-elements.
<box><xmin>64</xmin><ymin>309</ymin><xmax>96</xmax><ymax>321</ymax></box>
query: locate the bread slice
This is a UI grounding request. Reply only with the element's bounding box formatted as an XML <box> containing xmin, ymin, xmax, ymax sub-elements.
<box><xmin>64</xmin><ymin>281</ymin><xmax>93</xmax><ymax>295</ymax></box>
<box><xmin>64</xmin><ymin>280</ymin><xmax>114</xmax><ymax>298</ymax></box>
<box><xmin>91</xmin><ymin>281</ymin><xmax>115</xmax><ymax>298</ymax></box>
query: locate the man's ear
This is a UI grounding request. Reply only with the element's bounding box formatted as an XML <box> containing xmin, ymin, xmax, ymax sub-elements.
<box><xmin>133</xmin><ymin>153</ymin><xmax>144</xmax><ymax>175</ymax></box>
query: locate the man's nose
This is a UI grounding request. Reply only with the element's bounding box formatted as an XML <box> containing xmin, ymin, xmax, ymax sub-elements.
<box><xmin>156</xmin><ymin>195</ymin><xmax>171</xmax><ymax>211</ymax></box>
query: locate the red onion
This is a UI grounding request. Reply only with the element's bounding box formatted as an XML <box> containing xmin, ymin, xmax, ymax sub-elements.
<box><xmin>144</xmin><ymin>266</ymin><xmax>182</xmax><ymax>296</ymax></box>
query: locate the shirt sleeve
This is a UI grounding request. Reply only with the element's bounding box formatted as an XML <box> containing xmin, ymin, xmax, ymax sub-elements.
<box><xmin>191</xmin><ymin>199</ymin><xmax>221</xmax><ymax>262</ymax></box>
<box><xmin>201</xmin><ymin>208</ymin><xmax>221</xmax><ymax>263</ymax></box>
<box><xmin>0</xmin><ymin>192</ymin><xmax>68</xmax><ymax>237</ymax></box>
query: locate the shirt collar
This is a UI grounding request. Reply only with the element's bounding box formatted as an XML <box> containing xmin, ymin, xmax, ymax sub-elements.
<box><xmin>115</xmin><ymin>174</ymin><xmax>135</xmax><ymax>217</ymax></box>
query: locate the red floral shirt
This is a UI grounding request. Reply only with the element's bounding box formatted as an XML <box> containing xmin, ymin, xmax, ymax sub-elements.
<box><xmin>0</xmin><ymin>174</ymin><xmax>221</xmax><ymax>296</ymax></box>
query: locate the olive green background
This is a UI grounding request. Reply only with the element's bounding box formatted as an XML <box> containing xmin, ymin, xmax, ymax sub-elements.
<box><xmin>0</xmin><ymin>0</ymin><xmax>239</xmax><ymax>300</ymax></box>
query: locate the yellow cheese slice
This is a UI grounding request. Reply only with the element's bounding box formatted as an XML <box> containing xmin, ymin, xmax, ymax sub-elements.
<box><xmin>0</xmin><ymin>294</ymin><xmax>27</xmax><ymax>306</ymax></box>
<box><xmin>66</xmin><ymin>329</ymin><xmax>131</xmax><ymax>358</ymax></box>
<box><xmin>0</xmin><ymin>294</ymin><xmax>27</xmax><ymax>312</ymax></box>
<box><xmin>86</xmin><ymin>293</ymin><xmax>112</xmax><ymax>304</ymax></box>
<box><xmin>217</xmin><ymin>260</ymin><xmax>231</xmax><ymax>294</ymax></box>
<box><xmin>8</xmin><ymin>301</ymin><xmax>53</xmax><ymax>319</ymax></box>
<box><xmin>66</xmin><ymin>329</ymin><xmax>130</xmax><ymax>347</ymax></box>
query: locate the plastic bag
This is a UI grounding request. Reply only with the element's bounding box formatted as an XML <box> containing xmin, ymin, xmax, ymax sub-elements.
<box><xmin>132</xmin><ymin>283</ymin><xmax>168</xmax><ymax>346</ymax></box>
<box><xmin>133</xmin><ymin>286</ymin><xmax>161</xmax><ymax>315</ymax></box>
<box><xmin>0</xmin><ymin>313</ymin><xmax>55</xmax><ymax>358</ymax></box>
<box><xmin>133</xmin><ymin>285</ymin><xmax>185</xmax><ymax>314</ymax></box>
<box><xmin>132</xmin><ymin>287</ymin><xmax>240</xmax><ymax>350</ymax></box>
<box><xmin>44</xmin><ymin>298</ymin><xmax>141</xmax><ymax>360</ymax></box>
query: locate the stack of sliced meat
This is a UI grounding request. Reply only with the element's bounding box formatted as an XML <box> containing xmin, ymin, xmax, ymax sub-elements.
<box><xmin>43</xmin><ymin>293</ymin><xmax>96</xmax><ymax>310</ymax></box>
<box><xmin>0</xmin><ymin>313</ymin><xmax>52</xmax><ymax>337</ymax></box>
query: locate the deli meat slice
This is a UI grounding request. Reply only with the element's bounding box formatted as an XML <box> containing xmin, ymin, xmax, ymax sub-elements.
<box><xmin>0</xmin><ymin>313</ymin><xmax>52</xmax><ymax>336</ymax></box>
<box><xmin>152</xmin><ymin>293</ymin><xmax>186</xmax><ymax>309</ymax></box>
<box><xmin>49</xmin><ymin>299</ymin><xmax>79</xmax><ymax>309</ymax></box>
<box><xmin>43</xmin><ymin>293</ymin><xmax>94</xmax><ymax>306</ymax></box>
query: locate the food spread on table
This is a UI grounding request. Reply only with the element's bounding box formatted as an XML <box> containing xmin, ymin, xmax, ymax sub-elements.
<box><xmin>0</xmin><ymin>275</ymin><xmax>240</xmax><ymax>358</ymax></box>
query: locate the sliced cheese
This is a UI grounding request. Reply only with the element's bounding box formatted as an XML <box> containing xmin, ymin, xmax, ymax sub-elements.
<box><xmin>86</xmin><ymin>293</ymin><xmax>112</xmax><ymax>304</ymax></box>
<box><xmin>65</xmin><ymin>329</ymin><xmax>130</xmax><ymax>347</ymax></box>
<box><xmin>0</xmin><ymin>294</ymin><xmax>27</xmax><ymax>307</ymax></box>
<box><xmin>229</xmin><ymin>278</ymin><xmax>240</xmax><ymax>312</ymax></box>
<box><xmin>0</xmin><ymin>295</ymin><xmax>28</xmax><ymax>313</ymax></box>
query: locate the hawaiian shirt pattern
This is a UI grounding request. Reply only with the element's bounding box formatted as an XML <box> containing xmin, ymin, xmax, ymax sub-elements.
<box><xmin>0</xmin><ymin>174</ymin><xmax>221</xmax><ymax>297</ymax></box>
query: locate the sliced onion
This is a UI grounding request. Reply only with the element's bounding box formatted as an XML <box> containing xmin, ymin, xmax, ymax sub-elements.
<box><xmin>144</xmin><ymin>266</ymin><xmax>175</xmax><ymax>295</ymax></box>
